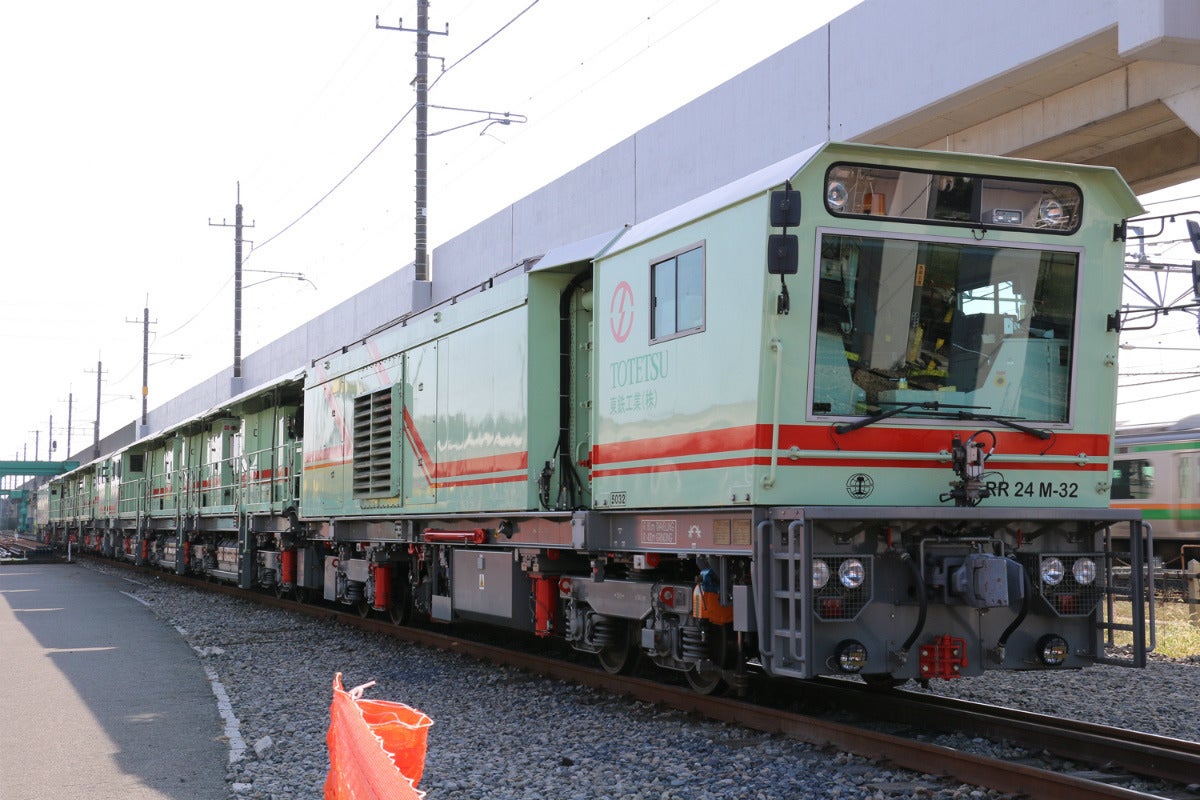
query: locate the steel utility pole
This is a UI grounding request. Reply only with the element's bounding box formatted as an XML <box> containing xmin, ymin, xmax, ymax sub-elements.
<box><xmin>377</xmin><ymin>2</ymin><xmax>447</xmax><ymax>309</ymax></box>
<box><xmin>209</xmin><ymin>184</ymin><xmax>254</xmax><ymax>385</ymax></box>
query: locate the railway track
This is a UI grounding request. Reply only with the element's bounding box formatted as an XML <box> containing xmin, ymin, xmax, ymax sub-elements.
<box><xmin>0</xmin><ymin>535</ymin><xmax>56</xmax><ymax>562</ymax></box>
<box><xmin>103</xmin><ymin>557</ymin><xmax>1199</xmax><ymax>800</ymax></box>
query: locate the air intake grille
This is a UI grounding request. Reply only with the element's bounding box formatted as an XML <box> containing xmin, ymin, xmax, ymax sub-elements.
<box><xmin>353</xmin><ymin>389</ymin><xmax>392</xmax><ymax>496</ymax></box>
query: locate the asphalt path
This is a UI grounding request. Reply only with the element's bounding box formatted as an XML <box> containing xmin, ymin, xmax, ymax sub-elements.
<box><xmin>0</xmin><ymin>562</ymin><xmax>228</xmax><ymax>799</ymax></box>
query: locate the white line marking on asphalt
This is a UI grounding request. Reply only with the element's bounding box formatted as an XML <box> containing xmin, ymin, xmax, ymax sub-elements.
<box><xmin>205</xmin><ymin>665</ymin><xmax>247</xmax><ymax>763</ymax></box>
<box><xmin>120</xmin><ymin>590</ymin><xmax>152</xmax><ymax>607</ymax></box>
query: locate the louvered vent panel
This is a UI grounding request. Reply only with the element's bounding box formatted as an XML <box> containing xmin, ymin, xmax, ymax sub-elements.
<box><xmin>352</xmin><ymin>390</ymin><xmax>392</xmax><ymax>496</ymax></box>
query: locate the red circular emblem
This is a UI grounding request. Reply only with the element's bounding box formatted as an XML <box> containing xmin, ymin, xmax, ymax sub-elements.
<box><xmin>609</xmin><ymin>281</ymin><xmax>634</xmax><ymax>343</ymax></box>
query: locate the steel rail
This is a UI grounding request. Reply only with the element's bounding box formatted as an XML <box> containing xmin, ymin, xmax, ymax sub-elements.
<box><xmin>810</xmin><ymin>677</ymin><xmax>1200</xmax><ymax>786</ymax></box>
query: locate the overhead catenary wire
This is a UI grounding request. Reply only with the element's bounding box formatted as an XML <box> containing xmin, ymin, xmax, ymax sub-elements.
<box><xmin>251</xmin><ymin>1</ymin><xmax>544</xmax><ymax>260</ymax></box>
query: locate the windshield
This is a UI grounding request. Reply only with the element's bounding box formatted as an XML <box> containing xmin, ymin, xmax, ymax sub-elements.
<box><xmin>811</xmin><ymin>233</ymin><xmax>1079</xmax><ymax>423</ymax></box>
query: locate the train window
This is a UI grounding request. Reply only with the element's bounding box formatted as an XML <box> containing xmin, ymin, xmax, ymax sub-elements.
<box><xmin>651</xmin><ymin>243</ymin><xmax>705</xmax><ymax>342</ymax></box>
<box><xmin>1112</xmin><ymin>459</ymin><xmax>1154</xmax><ymax>500</ymax></box>
<box><xmin>811</xmin><ymin>233</ymin><xmax>1079</xmax><ymax>423</ymax></box>
<box><xmin>824</xmin><ymin>163</ymin><xmax>1082</xmax><ymax>234</ymax></box>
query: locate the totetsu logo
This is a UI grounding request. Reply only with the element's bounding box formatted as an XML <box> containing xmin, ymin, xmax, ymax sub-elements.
<box><xmin>609</xmin><ymin>281</ymin><xmax>634</xmax><ymax>343</ymax></box>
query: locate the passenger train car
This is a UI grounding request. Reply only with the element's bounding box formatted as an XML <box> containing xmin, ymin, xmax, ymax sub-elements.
<box><xmin>45</xmin><ymin>142</ymin><xmax>1152</xmax><ymax>691</ymax></box>
<box><xmin>1113</xmin><ymin>416</ymin><xmax>1200</xmax><ymax>567</ymax></box>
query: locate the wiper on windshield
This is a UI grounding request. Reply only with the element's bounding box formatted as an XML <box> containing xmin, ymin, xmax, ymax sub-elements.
<box><xmin>943</xmin><ymin>409</ymin><xmax>1051</xmax><ymax>440</ymax></box>
<box><xmin>833</xmin><ymin>401</ymin><xmax>956</xmax><ymax>434</ymax></box>
<box><xmin>833</xmin><ymin>402</ymin><xmax>1051</xmax><ymax>440</ymax></box>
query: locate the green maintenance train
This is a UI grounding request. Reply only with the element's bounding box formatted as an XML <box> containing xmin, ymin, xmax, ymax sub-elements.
<box><xmin>45</xmin><ymin>142</ymin><xmax>1152</xmax><ymax>692</ymax></box>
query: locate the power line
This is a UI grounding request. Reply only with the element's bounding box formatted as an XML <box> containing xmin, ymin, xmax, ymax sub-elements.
<box><xmin>1143</xmin><ymin>192</ymin><xmax>1200</xmax><ymax>207</ymax></box>
<box><xmin>155</xmin><ymin>275</ymin><xmax>233</xmax><ymax>341</ymax></box>
<box><xmin>250</xmin><ymin>107</ymin><xmax>413</xmax><ymax>257</ymax></box>
<box><xmin>434</xmin><ymin>1</ymin><xmax>721</xmax><ymax>193</ymax></box>
<box><xmin>252</xmin><ymin>2</ymin><xmax>542</xmax><ymax>260</ymax></box>
<box><xmin>1120</xmin><ymin>370</ymin><xmax>1200</xmax><ymax>377</ymax></box>
<box><xmin>429</xmin><ymin>0</ymin><xmax>540</xmax><ymax>92</ymax></box>
<box><xmin>1120</xmin><ymin>374</ymin><xmax>1200</xmax><ymax>388</ymax></box>
<box><xmin>1118</xmin><ymin>384</ymin><xmax>1200</xmax><ymax>405</ymax></box>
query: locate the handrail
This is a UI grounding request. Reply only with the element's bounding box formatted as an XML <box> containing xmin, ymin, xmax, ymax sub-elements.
<box><xmin>762</xmin><ymin>338</ymin><xmax>783</xmax><ymax>490</ymax></box>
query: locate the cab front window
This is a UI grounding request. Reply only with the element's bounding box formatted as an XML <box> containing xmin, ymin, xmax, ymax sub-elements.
<box><xmin>811</xmin><ymin>233</ymin><xmax>1079</xmax><ymax>423</ymax></box>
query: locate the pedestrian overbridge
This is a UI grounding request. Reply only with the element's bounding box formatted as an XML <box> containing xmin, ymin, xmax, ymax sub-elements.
<box><xmin>0</xmin><ymin>460</ymin><xmax>79</xmax><ymax>479</ymax></box>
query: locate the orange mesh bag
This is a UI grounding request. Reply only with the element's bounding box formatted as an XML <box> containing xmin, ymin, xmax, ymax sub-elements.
<box><xmin>325</xmin><ymin>672</ymin><xmax>434</xmax><ymax>800</ymax></box>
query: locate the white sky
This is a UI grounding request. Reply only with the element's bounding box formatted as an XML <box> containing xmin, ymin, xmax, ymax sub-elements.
<box><xmin>0</xmin><ymin>0</ymin><xmax>1195</xmax><ymax>465</ymax></box>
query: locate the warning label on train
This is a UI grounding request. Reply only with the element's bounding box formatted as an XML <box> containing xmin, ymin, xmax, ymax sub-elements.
<box><xmin>640</xmin><ymin>520</ymin><xmax>678</xmax><ymax>546</ymax></box>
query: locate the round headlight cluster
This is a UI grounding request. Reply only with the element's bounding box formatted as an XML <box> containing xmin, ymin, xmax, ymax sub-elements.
<box><xmin>1040</xmin><ymin>557</ymin><xmax>1064</xmax><ymax>586</ymax></box>
<box><xmin>812</xmin><ymin>559</ymin><xmax>831</xmax><ymax>590</ymax></box>
<box><xmin>839</xmin><ymin>559</ymin><xmax>865</xmax><ymax>589</ymax></box>
<box><xmin>814</xmin><ymin>558</ymin><xmax>866</xmax><ymax>590</ymax></box>
<box><xmin>1038</xmin><ymin>198</ymin><xmax>1064</xmax><ymax>225</ymax></box>
<box><xmin>834</xmin><ymin>639</ymin><xmax>868</xmax><ymax>673</ymax></box>
<box><xmin>1036</xmin><ymin>634</ymin><xmax>1069</xmax><ymax>666</ymax></box>
<box><xmin>826</xmin><ymin>181</ymin><xmax>848</xmax><ymax>211</ymax></box>
<box><xmin>1072</xmin><ymin>557</ymin><xmax>1097</xmax><ymax>585</ymax></box>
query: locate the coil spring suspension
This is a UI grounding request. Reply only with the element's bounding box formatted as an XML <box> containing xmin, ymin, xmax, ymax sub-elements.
<box><xmin>589</xmin><ymin>615</ymin><xmax>618</xmax><ymax>647</ymax></box>
<box><xmin>681</xmin><ymin>624</ymin><xmax>709</xmax><ymax>660</ymax></box>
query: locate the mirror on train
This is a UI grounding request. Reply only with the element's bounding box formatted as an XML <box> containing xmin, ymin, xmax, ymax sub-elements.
<box><xmin>767</xmin><ymin>233</ymin><xmax>798</xmax><ymax>275</ymax></box>
<box><xmin>770</xmin><ymin>189</ymin><xmax>802</xmax><ymax>227</ymax></box>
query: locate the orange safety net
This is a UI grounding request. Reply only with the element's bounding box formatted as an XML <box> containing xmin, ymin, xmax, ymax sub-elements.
<box><xmin>325</xmin><ymin>672</ymin><xmax>434</xmax><ymax>800</ymax></box>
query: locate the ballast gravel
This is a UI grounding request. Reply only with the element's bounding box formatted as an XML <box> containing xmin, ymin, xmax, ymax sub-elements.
<box><xmin>98</xmin><ymin>562</ymin><xmax>1200</xmax><ymax>800</ymax></box>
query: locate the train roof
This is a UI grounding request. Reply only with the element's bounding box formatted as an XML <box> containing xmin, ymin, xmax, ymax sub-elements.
<box><xmin>599</xmin><ymin>141</ymin><xmax>1142</xmax><ymax>259</ymax></box>
<box><xmin>1117</xmin><ymin>414</ymin><xmax>1200</xmax><ymax>445</ymax></box>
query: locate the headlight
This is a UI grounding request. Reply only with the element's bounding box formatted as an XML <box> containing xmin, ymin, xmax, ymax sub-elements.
<box><xmin>839</xmin><ymin>558</ymin><xmax>865</xmax><ymax>589</ymax></box>
<box><xmin>1036</xmin><ymin>634</ymin><xmax>1069</xmax><ymax>666</ymax></box>
<box><xmin>1040</xmin><ymin>557</ymin><xmax>1064</xmax><ymax>586</ymax></box>
<box><xmin>1072</xmin><ymin>557</ymin><xmax>1096</xmax><ymax>585</ymax></box>
<box><xmin>834</xmin><ymin>639</ymin><xmax>867</xmax><ymax>673</ymax></box>
<box><xmin>812</xmin><ymin>559</ymin><xmax>831</xmax><ymax>590</ymax></box>
<box><xmin>826</xmin><ymin>181</ymin><xmax>848</xmax><ymax>210</ymax></box>
<box><xmin>1038</xmin><ymin>198</ymin><xmax>1064</xmax><ymax>225</ymax></box>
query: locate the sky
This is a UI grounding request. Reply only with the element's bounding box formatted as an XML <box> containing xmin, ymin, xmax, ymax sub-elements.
<box><xmin>0</xmin><ymin>0</ymin><xmax>1195</xmax><ymax>468</ymax></box>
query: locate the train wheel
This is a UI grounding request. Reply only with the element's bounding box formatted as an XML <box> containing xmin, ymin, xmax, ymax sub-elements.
<box><xmin>683</xmin><ymin>625</ymin><xmax>729</xmax><ymax>695</ymax></box>
<box><xmin>862</xmin><ymin>674</ymin><xmax>907</xmax><ymax>690</ymax></box>
<box><xmin>356</xmin><ymin>598</ymin><xmax>372</xmax><ymax>618</ymax></box>
<box><xmin>596</xmin><ymin>621</ymin><xmax>640</xmax><ymax>675</ymax></box>
<box><xmin>388</xmin><ymin>586</ymin><xmax>412</xmax><ymax>626</ymax></box>
<box><xmin>684</xmin><ymin>662</ymin><xmax>725</xmax><ymax>695</ymax></box>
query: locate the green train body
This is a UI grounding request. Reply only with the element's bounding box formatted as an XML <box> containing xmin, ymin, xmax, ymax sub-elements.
<box><xmin>1113</xmin><ymin>415</ymin><xmax>1200</xmax><ymax>565</ymax></box>
<box><xmin>45</xmin><ymin>143</ymin><xmax>1152</xmax><ymax>688</ymax></box>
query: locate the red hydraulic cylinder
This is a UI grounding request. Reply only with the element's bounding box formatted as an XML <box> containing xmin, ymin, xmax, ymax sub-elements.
<box><xmin>280</xmin><ymin>547</ymin><xmax>297</xmax><ymax>586</ymax></box>
<box><xmin>532</xmin><ymin>575</ymin><xmax>558</xmax><ymax>637</ymax></box>
<box><xmin>422</xmin><ymin>528</ymin><xmax>486</xmax><ymax>544</ymax></box>
<box><xmin>372</xmin><ymin>563</ymin><xmax>392</xmax><ymax>612</ymax></box>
